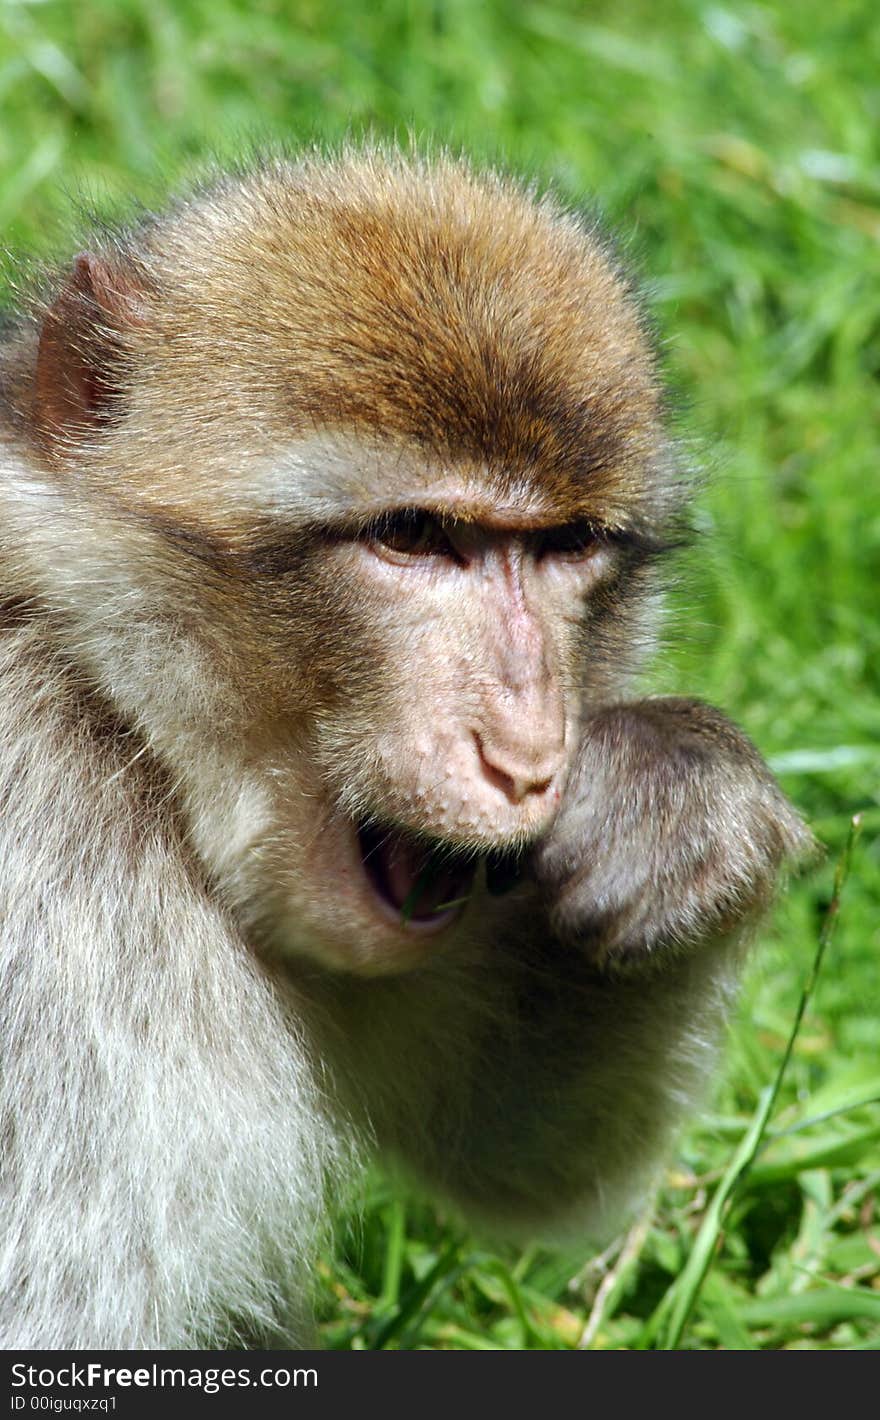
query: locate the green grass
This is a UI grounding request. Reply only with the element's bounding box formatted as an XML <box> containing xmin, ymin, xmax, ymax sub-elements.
<box><xmin>2</xmin><ymin>0</ymin><xmax>878</xmax><ymax>1349</ymax></box>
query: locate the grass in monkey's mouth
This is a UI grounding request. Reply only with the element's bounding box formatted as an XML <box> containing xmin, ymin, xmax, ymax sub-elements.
<box><xmin>357</xmin><ymin>822</ymin><xmax>525</xmax><ymax>926</ymax></box>
<box><xmin>357</xmin><ymin>821</ymin><xmax>477</xmax><ymax>924</ymax></box>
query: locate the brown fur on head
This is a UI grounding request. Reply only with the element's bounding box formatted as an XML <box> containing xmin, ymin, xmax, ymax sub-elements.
<box><xmin>17</xmin><ymin>149</ymin><xmax>685</xmax><ymax>975</ymax></box>
<box><xmin>31</xmin><ymin>150</ymin><xmax>682</xmax><ymax>526</ymax></box>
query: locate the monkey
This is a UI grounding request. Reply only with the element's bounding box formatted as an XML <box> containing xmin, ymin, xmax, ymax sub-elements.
<box><xmin>0</xmin><ymin>149</ymin><xmax>812</xmax><ymax>1349</ymax></box>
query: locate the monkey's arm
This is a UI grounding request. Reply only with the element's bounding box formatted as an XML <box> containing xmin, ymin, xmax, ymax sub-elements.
<box><xmin>371</xmin><ymin>700</ymin><xmax>813</xmax><ymax>1237</ymax></box>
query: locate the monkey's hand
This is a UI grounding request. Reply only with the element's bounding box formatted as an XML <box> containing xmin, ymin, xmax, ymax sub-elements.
<box><xmin>530</xmin><ymin>698</ymin><xmax>815</xmax><ymax>969</ymax></box>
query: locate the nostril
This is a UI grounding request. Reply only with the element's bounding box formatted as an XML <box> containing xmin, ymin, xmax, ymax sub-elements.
<box><xmin>474</xmin><ymin>733</ymin><xmax>558</xmax><ymax>805</ymax></box>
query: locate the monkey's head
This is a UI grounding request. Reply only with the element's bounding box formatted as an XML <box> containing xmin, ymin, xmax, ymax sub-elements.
<box><xmin>25</xmin><ymin>152</ymin><xmax>685</xmax><ymax>975</ymax></box>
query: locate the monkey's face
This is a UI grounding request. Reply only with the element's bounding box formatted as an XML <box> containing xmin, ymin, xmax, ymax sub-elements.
<box><xmin>165</xmin><ymin>447</ymin><xmax>652</xmax><ymax>978</ymax></box>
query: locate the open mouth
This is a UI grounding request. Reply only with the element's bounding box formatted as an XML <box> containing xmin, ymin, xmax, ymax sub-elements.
<box><xmin>356</xmin><ymin>820</ymin><xmax>526</xmax><ymax>932</ymax></box>
<box><xmin>357</xmin><ymin>820</ymin><xmax>478</xmax><ymax>930</ymax></box>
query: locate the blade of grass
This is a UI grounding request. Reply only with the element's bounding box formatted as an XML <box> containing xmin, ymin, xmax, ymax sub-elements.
<box><xmin>399</xmin><ymin>861</ymin><xmax>440</xmax><ymax>923</ymax></box>
<box><xmin>645</xmin><ymin>814</ymin><xmax>862</xmax><ymax>1350</ymax></box>
<box><xmin>738</xmin><ymin>1287</ymin><xmax>880</xmax><ymax>1327</ymax></box>
<box><xmin>578</xmin><ymin>1207</ymin><xmax>653</xmax><ymax>1348</ymax></box>
<box><xmin>378</xmin><ymin>1198</ymin><xmax>407</xmax><ymax>1311</ymax></box>
<box><xmin>369</xmin><ymin>1239</ymin><xmax>463</xmax><ymax>1349</ymax></box>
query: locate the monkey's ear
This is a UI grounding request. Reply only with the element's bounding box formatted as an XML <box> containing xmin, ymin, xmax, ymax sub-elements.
<box><xmin>33</xmin><ymin>252</ymin><xmax>147</xmax><ymax>449</ymax></box>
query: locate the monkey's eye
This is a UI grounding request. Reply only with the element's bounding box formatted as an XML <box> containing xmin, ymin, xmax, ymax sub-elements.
<box><xmin>368</xmin><ymin>509</ymin><xmax>454</xmax><ymax>559</ymax></box>
<box><xmin>538</xmin><ymin>520</ymin><xmax>603</xmax><ymax>559</ymax></box>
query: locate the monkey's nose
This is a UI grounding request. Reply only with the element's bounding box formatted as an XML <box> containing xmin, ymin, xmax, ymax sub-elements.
<box><xmin>474</xmin><ymin>732</ymin><xmax>563</xmax><ymax>804</ymax></box>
